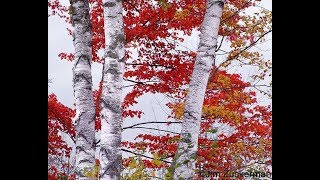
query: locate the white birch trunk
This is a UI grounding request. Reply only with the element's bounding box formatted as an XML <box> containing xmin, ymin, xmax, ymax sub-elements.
<box><xmin>99</xmin><ymin>0</ymin><xmax>125</xmax><ymax>179</ymax></box>
<box><xmin>70</xmin><ymin>0</ymin><xmax>96</xmax><ymax>179</ymax></box>
<box><xmin>173</xmin><ymin>0</ymin><xmax>225</xmax><ymax>179</ymax></box>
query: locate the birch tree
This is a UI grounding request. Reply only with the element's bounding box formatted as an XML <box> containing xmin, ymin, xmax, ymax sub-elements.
<box><xmin>99</xmin><ymin>0</ymin><xmax>125</xmax><ymax>179</ymax></box>
<box><xmin>69</xmin><ymin>0</ymin><xmax>96</xmax><ymax>178</ymax></box>
<box><xmin>173</xmin><ymin>0</ymin><xmax>225</xmax><ymax>179</ymax></box>
<box><xmin>49</xmin><ymin>0</ymin><xmax>271</xmax><ymax>178</ymax></box>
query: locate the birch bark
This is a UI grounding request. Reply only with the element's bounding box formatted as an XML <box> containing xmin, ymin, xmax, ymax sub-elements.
<box><xmin>99</xmin><ymin>0</ymin><xmax>125</xmax><ymax>179</ymax></box>
<box><xmin>173</xmin><ymin>0</ymin><xmax>225</xmax><ymax>179</ymax></box>
<box><xmin>70</xmin><ymin>0</ymin><xmax>96</xmax><ymax>179</ymax></box>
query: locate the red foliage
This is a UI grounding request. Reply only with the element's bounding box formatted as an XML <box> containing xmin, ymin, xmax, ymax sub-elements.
<box><xmin>49</xmin><ymin>0</ymin><xmax>263</xmax><ymax>116</ymax></box>
<box><xmin>49</xmin><ymin>0</ymin><xmax>271</xmax><ymax>178</ymax></box>
<box><xmin>48</xmin><ymin>94</ymin><xmax>75</xmax><ymax>179</ymax></box>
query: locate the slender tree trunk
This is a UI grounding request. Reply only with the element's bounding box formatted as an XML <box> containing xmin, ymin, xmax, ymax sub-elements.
<box><xmin>173</xmin><ymin>0</ymin><xmax>225</xmax><ymax>179</ymax></box>
<box><xmin>99</xmin><ymin>0</ymin><xmax>125</xmax><ymax>179</ymax></box>
<box><xmin>70</xmin><ymin>0</ymin><xmax>96</xmax><ymax>179</ymax></box>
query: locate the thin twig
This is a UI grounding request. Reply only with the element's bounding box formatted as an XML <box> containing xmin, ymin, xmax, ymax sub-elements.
<box><xmin>121</xmin><ymin>148</ymin><xmax>172</xmax><ymax>163</ymax></box>
<box><xmin>124</xmin><ymin>126</ymin><xmax>180</xmax><ymax>135</ymax></box>
<box><xmin>123</xmin><ymin>121</ymin><xmax>182</xmax><ymax>129</ymax></box>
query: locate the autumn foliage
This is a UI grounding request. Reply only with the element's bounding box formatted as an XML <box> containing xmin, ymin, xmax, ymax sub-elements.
<box><xmin>48</xmin><ymin>0</ymin><xmax>271</xmax><ymax>179</ymax></box>
<box><xmin>48</xmin><ymin>94</ymin><xmax>75</xmax><ymax>179</ymax></box>
<box><xmin>122</xmin><ymin>70</ymin><xmax>272</xmax><ymax>178</ymax></box>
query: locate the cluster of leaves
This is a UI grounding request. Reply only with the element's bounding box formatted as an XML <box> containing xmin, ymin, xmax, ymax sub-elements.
<box><xmin>48</xmin><ymin>0</ymin><xmax>272</xmax><ymax>179</ymax></box>
<box><xmin>48</xmin><ymin>86</ymin><xmax>103</xmax><ymax>179</ymax></box>
<box><xmin>48</xmin><ymin>94</ymin><xmax>75</xmax><ymax>179</ymax></box>
<box><xmin>83</xmin><ymin>160</ymin><xmax>100</xmax><ymax>179</ymax></box>
<box><xmin>50</xmin><ymin>0</ymin><xmax>271</xmax><ymax>118</ymax></box>
<box><xmin>122</xmin><ymin>70</ymin><xmax>272</xmax><ymax>177</ymax></box>
<box><xmin>122</xmin><ymin>156</ymin><xmax>151</xmax><ymax>179</ymax></box>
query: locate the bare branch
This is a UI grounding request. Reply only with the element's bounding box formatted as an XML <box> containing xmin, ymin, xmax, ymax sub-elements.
<box><xmin>121</xmin><ymin>148</ymin><xmax>172</xmax><ymax>163</ymax></box>
<box><xmin>208</xmin><ymin>29</ymin><xmax>272</xmax><ymax>83</ymax></box>
<box><xmin>124</xmin><ymin>126</ymin><xmax>180</xmax><ymax>135</ymax></box>
<box><xmin>207</xmin><ymin>84</ymin><xmax>271</xmax><ymax>92</ymax></box>
<box><xmin>123</xmin><ymin>121</ymin><xmax>182</xmax><ymax>129</ymax></box>
<box><xmin>126</xmin><ymin>63</ymin><xmax>175</xmax><ymax>69</ymax></box>
<box><xmin>216</xmin><ymin>36</ymin><xmax>225</xmax><ymax>52</ymax></box>
<box><xmin>224</xmin><ymin>29</ymin><xmax>272</xmax><ymax>63</ymax></box>
<box><xmin>123</xmin><ymin>0</ymin><xmax>140</xmax><ymax>13</ymax></box>
<box><xmin>124</xmin><ymin>78</ymin><xmax>160</xmax><ymax>85</ymax></box>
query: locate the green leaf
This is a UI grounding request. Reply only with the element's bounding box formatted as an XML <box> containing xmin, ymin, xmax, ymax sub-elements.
<box><xmin>206</xmin><ymin>128</ymin><xmax>218</xmax><ymax>133</ymax></box>
<box><xmin>168</xmin><ymin>137</ymin><xmax>181</xmax><ymax>143</ymax></box>
<box><xmin>176</xmin><ymin>162</ymin><xmax>182</xmax><ymax>168</ymax></box>
<box><xmin>187</xmin><ymin>133</ymin><xmax>191</xmax><ymax>138</ymax></box>
<box><xmin>158</xmin><ymin>0</ymin><xmax>172</xmax><ymax>11</ymax></box>
<box><xmin>190</xmin><ymin>154</ymin><xmax>197</xmax><ymax>159</ymax></box>
<box><xmin>164</xmin><ymin>167</ymin><xmax>174</xmax><ymax>180</ymax></box>
<box><xmin>212</xmin><ymin>142</ymin><xmax>218</xmax><ymax>148</ymax></box>
<box><xmin>129</xmin><ymin>157</ymin><xmax>137</xmax><ymax>169</ymax></box>
<box><xmin>188</xmin><ymin>144</ymin><xmax>194</xmax><ymax>148</ymax></box>
<box><xmin>183</xmin><ymin>159</ymin><xmax>190</xmax><ymax>164</ymax></box>
<box><xmin>152</xmin><ymin>159</ymin><xmax>162</xmax><ymax>167</ymax></box>
<box><xmin>160</xmin><ymin>153</ymin><xmax>168</xmax><ymax>159</ymax></box>
<box><xmin>151</xmin><ymin>153</ymin><xmax>162</xmax><ymax>167</ymax></box>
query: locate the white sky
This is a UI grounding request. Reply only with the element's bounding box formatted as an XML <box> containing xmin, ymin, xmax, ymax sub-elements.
<box><xmin>48</xmin><ymin>0</ymin><xmax>272</xmax><ymax>155</ymax></box>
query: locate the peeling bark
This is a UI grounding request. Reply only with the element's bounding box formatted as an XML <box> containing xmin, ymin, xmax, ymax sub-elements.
<box><xmin>173</xmin><ymin>0</ymin><xmax>225</xmax><ymax>179</ymax></box>
<box><xmin>99</xmin><ymin>0</ymin><xmax>125</xmax><ymax>179</ymax></box>
<box><xmin>70</xmin><ymin>0</ymin><xmax>96</xmax><ymax>179</ymax></box>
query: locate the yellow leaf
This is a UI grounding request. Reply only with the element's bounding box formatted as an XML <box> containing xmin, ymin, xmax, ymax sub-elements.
<box><xmin>129</xmin><ymin>158</ymin><xmax>137</xmax><ymax>169</ymax></box>
<box><xmin>151</xmin><ymin>153</ymin><xmax>162</xmax><ymax>167</ymax></box>
<box><xmin>172</xmin><ymin>102</ymin><xmax>185</xmax><ymax>120</ymax></box>
<box><xmin>174</xmin><ymin>9</ymin><xmax>190</xmax><ymax>20</ymax></box>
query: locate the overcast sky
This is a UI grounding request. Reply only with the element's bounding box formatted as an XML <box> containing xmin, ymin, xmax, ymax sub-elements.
<box><xmin>48</xmin><ymin>0</ymin><xmax>272</xmax><ymax>149</ymax></box>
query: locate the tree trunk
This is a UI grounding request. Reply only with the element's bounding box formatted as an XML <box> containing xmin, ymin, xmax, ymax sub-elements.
<box><xmin>70</xmin><ymin>0</ymin><xmax>96</xmax><ymax>179</ymax></box>
<box><xmin>99</xmin><ymin>0</ymin><xmax>125</xmax><ymax>179</ymax></box>
<box><xmin>173</xmin><ymin>0</ymin><xmax>225</xmax><ymax>179</ymax></box>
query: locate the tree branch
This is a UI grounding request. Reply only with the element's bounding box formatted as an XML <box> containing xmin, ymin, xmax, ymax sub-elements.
<box><xmin>225</xmin><ymin>29</ymin><xmax>272</xmax><ymax>63</ymax></box>
<box><xmin>124</xmin><ymin>126</ymin><xmax>180</xmax><ymax>135</ymax></box>
<box><xmin>126</xmin><ymin>63</ymin><xmax>175</xmax><ymax>69</ymax></box>
<box><xmin>123</xmin><ymin>78</ymin><xmax>159</xmax><ymax>85</ymax></box>
<box><xmin>207</xmin><ymin>84</ymin><xmax>271</xmax><ymax>92</ymax></box>
<box><xmin>123</xmin><ymin>121</ymin><xmax>182</xmax><ymax>129</ymax></box>
<box><xmin>221</xmin><ymin>0</ymin><xmax>253</xmax><ymax>24</ymax></box>
<box><xmin>208</xmin><ymin>29</ymin><xmax>272</xmax><ymax>83</ymax></box>
<box><xmin>216</xmin><ymin>36</ymin><xmax>225</xmax><ymax>52</ymax></box>
<box><xmin>123</xmin><ymin>0</ymin><xmax>140</xmax><ymax>13</ymax></box>
<box><xmin>121</xmin><ymin>148</ymin><xmax>172</xmax><ymax>163</ymax></box>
